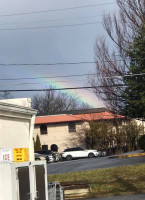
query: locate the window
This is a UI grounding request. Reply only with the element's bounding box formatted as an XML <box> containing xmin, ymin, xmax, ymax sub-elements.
<box><xmin>75</xmin><ymin>147</ymin><xmax>84</xmax><ymax>151</ymax></box>
<box><xmin>42</xmin><ymin>145</ymin><xmax>48</xmax><ymax>150</ymax></box>
<box><xmin>68</xmin><ymin>122</ymin><xmax>76</xmax><ymax>132</ymax></box>
<box><xmin>40</xmin><ymin>124</ymin><xmax>47</xmax><ymax>135</ymax></box>
<box><xmin>64</xmin><ymin>148</ymin><xmax>73</xmax><ymax>152</ymax></box>
<box><xmin>51</xmin><ymin>144</ymin><xmax>58</xmax><ymax>152</ymax></box>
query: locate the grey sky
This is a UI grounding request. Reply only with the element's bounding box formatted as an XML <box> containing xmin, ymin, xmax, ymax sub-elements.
<box><xmin>0</xmin><ymin>0</ymin><xmax>117</xmax><ymax>107</ymax></box>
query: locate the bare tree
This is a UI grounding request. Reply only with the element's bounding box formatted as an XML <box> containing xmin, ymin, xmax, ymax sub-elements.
<box><xmin>32</xmin><ymin>88</ymin><xmax>90</xmax><ymax>115</ymax></box>
<box><xmin>0</xmin><ymin>91</ymin><xmax>13</xmax><ymax>100</ymax></box>
<box><xmin>77</xmin><ymin>121</ymin><xmax>114</xmax><ymax>149</ymax></box>
<box><xmin>88</xmin><ymin>0</ymin><xmax>145</xmax><ymax>113</ymax></box>
<box><xmin>76</xmin><ymin>119</ymin><xmax>143</xmax><ymax>153</ymax></box>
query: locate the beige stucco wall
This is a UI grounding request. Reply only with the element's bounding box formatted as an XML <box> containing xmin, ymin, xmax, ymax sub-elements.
<box><xmin>0</xmin><ymin>117</ymin><xmax>30</xmax><ymax>149</ymax></box>
<box><xmin>34</xmin><ymin>121</ymin><xmax>88</xmax><ymax>153</ymax></box>
<box><xmin>0</xmin><ymin>99</ymin><xmax>37</xmax><ymax>161</ymax></box>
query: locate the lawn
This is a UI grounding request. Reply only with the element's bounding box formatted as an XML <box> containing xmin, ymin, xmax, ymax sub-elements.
<box><xmin>48</xmin><ymin>164</ymin><xmax>145</xmax><ymax>198</ymax></box>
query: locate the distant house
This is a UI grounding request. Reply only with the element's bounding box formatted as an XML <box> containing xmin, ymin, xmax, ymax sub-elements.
<box><xmin>34</xmin><ymin>108</ymin><xmax>125</xmax><ymax>152</ymax></box>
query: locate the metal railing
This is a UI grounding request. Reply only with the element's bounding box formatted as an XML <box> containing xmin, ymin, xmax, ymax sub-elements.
<box><xmin>48</xmin><ymin>182</ymin><xmax>64</xmax><ymax>200</ymax></box>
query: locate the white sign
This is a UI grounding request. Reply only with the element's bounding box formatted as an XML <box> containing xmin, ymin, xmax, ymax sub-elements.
<box><xmin>0</xmin><ymin>148</ymin><xmax>12</xmax><ymax>162</ymax></box>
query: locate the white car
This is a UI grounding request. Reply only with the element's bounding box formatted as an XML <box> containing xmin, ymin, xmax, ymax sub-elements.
<box><xmin>34</xmin><ymin>153</ymin><xmax>54</xmax><ymax>163</ymax></box>
<box><xmin>61</xmin><ymin>147</ymin><xmax>99</xmax><ymax>161</ymax></box>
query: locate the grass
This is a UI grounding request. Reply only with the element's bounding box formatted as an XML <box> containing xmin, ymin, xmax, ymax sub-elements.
<box><xmin>48</xmin><ymin>164</ymin><xmax>145</xmax><ymax>198</ymax></box>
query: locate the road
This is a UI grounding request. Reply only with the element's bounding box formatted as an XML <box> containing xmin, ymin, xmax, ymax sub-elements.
<box><xmin>47</xmin><ymin>155</ymin><xmax>145</xmax><ymax>174</ymax></box>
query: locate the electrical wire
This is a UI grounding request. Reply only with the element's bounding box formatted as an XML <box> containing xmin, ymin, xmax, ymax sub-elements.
<box><xmin>0</xmin><ymin>21</ymin><xmax>103</xmax><ymax>31</ymax></box>
<box><xmin>0</xmin><ymin>2</ymin><xmax>115</xmax><ymax>17</ymax></box>
<box><xmin>0</xmin><ymin>72</ymin><xmax>145</xmax><ymax>85</ymax></box>
<box><xmin>0</xmin><ymin>73</ymin><xmax>94</xmax><ymax>81</ymax></box>
<box><xmin>0</xmin><ymin>59</ymin><xmax>123</xmax><ymax>66</ymax></box>
<box><xmin>0</xmin><ymin>56</ymin><xmax>143</xmax><ymax>66</ymax></box>
<box><xmin>0</xmin><ymin>85</ymin><xmax>126</xmax><ymax>92</ymax></box>
<box><xmin>0</xmin><ymin>79</ymin><xmax>86</xmax><ymax>87</ymax></box>
<box><xmin>0</xmin><ymin>15</ymin><xmax>102</xmax><ymax>26</ymax></box>
<box><xmin>0</xmin><ymin>61</ymin><xmax>94</xmax><ymax>65</ymax></box>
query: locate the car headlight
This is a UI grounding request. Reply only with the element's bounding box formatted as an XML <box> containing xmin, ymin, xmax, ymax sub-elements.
<box><xmin>40</xmin><ymin>156</ymin><xmax>46</xmax><ymax>160</ymax></box>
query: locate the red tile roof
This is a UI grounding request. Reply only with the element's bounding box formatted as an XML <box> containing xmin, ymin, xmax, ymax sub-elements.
<box><xmin>35</xmin><ymin>112</ymin><xmax>125</xmax><ymax>125</ymax></box>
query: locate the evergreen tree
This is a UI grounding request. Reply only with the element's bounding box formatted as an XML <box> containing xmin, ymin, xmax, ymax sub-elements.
<box><xmin>34</xmin><ymin>134</ymin><xmax>42</xmax><ymax>151</ymax></box>
<box><xmin>122</xmin><ymin>25</ymin><xmax>145</xmax><ymax>118</ymax></box>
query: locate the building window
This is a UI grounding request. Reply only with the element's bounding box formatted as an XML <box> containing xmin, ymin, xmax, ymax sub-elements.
<box><xmin>40</xmin><ymin>124</ymin><xmax>47</xmax><ymax>135</ymax></box>
<box><xmin>42</xmin><ymin>145</ymin><xmax>48</xmax><ymax>150</ymax></box>
<box><xmin>51</xmin><ymin>144</ymin><xmax>58</xmax><ymax>152</ymax></box>
<box><xmin>68</xmin><ymin>122</ymin><xmax>76</xmax><ymax>132</ymax></box>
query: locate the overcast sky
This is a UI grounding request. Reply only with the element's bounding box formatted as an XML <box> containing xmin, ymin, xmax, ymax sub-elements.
<box><xmin>0</xmin><ymin>0</ymin><xmax>117</xmax><ymax>108</ymax></box>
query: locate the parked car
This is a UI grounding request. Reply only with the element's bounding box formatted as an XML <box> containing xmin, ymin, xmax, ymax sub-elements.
<box><xmin>97</xmin><ymin>150</ymin><xmax>107</xmax><ymax>157</ymax></box>
<box><xmin>61</xmin><ymin>147</ymin><xmax>99</xmax><ymax>161</ymax></box>
<box><xmin>35</xmin><ymin>153</ymin><xmax>45</xmax><ymax>161</ymax></box>
<box><xmin>35</xmin><ymin>150</ymin><xmax>59</xmax><ymax>162</ymax></box>
<box><xmin>34</xmin><ymin>153</ymin><xmax>54</xmax><ymax>163</ymax></box>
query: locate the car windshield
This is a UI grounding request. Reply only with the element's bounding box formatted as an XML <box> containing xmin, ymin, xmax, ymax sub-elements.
<box><xmin>64</xmin><ymin>147</ymin><xmax>86</xmax><ymax>152</ymax></box>
<box><xmin>76</xmin><ymin>147</ymin><xmax>85</xmax><ymax>151</ymax></box>
<box><xmin>35</xmin><ymin>150</ymin><xmax>53</xmax><ymax>155</ymax></box>
<box><xmin>64</xmin><ymin>149</ymin><xmax>72</xmax><ymax>152</ymax></box>
<box><xmin>46</xmin><ymin>150</ymin><xmax>53</xmax><ymax>155</ymax></box>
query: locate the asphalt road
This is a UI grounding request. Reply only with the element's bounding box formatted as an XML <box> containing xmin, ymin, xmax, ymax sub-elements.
<box><xmin>47</xmin><ymin>156</ymin><xmax>145</xmax><ymax>174</ymax></box>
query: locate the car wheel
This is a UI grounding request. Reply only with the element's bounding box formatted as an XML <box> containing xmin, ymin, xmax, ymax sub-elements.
<box><xmin>66</xmin><ymin>155</ymin><xmax>72</xmax><ymax>161</ymax></box>
<box><xmin>88</xmin><ymin>153</ymin><xmax>95</xmax><ymax>158</ymax></box>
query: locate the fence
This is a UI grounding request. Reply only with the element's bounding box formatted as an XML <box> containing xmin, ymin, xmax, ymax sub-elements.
<box><xmin>48</xmin><ymin>182</ymin><xmax>64</xmax><ymax>200</ymax></box>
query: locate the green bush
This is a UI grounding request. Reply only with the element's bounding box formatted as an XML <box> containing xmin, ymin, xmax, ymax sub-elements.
<box><xmin>138</xmin><ymin>135</ymin><xmax>145</xmax><ymax>151</ymax></box>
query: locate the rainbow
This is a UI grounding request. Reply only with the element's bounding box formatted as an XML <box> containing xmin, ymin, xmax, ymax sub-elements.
<box><xmin>36</xmin><ymin>76</ymin><xmax>101</xmax><ymax>108</ymax></box>
<box><xmin>16</xmin><ymin>67</ymin><xmax>101</xmax><ymax>108</ymax></box>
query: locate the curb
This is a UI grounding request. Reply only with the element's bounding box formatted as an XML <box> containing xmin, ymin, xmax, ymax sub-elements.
<box><xmin>118</xmin><ymin>152</ymin><xmax>145</xmax><ymax>158</ymax></box>
<box><xmin>109</xmin><ymin>152</ymin><xmax>145</xmax><ymax>159</ymax></box>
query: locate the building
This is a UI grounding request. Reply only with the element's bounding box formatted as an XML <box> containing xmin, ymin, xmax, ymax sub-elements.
<box><xmin>0</xmin><ymin>98</ymin><xmax>49</xmax><ymax>200</ymax></box>
<box><xmin>0</xmin><ymin>98</ymin><xmax>37</xmax><ymax>161</ymax></box>
<box><xmin>34</xmin><ymin>109</ymin><xmax>125</xmax><ymax>152</ymax></box>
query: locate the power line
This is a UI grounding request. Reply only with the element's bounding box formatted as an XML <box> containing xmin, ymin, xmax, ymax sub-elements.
<box><xmin>0</xmin><ymin>72</ymin><xmax>145</xmax><ymax>84</ymax></box>
<box><xmin>0</xmin><ymin>73</ymin><xmax>93</xmax><ymax>81</ymax></box>
<box><xmin>0</xmin><ymin>85</ymin><xmax>126</xmax><ymax>92</ymax></box>
<box><xmin>0</xmin><ymin>19</ymin><xmax>122</xmax><ymax>31</ymax></box>
<box><xmin>0</xmin><ymin>2</ymin><xmax>115</xmax><ymax>17</ymax></box>
<box><xmin>0</xmin><ymin>61</ymin><xmax>95</xmax><ymax>66</ymax></box>
<box><xmin>0</xmin><ymin>15</ymin><xmax>102</xmax><ymax>26</ymax></box>
<box><xmin>0</xmin><ymin>59</ymin><xmax>123</xmax><ymax>66</ymax></box>
<box><xmin>0</xmin><ymin>56</ymin><xmax>143</xmax><ymax>67</ymax></box>
<box><xmin>0</xmin><ymin>21</ymin><xmax>102</xmax><ymax>31</ymax></box>
<box><xmin>90</xmin><ymin>72</ymin><xmax>145</xmax><ymax>79</ymax></box>
<box><xmin>0</xmin><ymin>79</ymin><xmax>86</xmax><ymax>87</ymax></box>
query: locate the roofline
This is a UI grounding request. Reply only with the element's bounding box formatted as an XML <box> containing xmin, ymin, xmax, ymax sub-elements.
<box><xmin>0</xmin><ymin>101</ymin><xmax>37</xmax><ymax>115</ymax></box>
<box><xmin>36</xmin><ymin>114</ymin><xmax>69</xmax><ymax>118</ymax></box>
<box><xmin>36</xmin><ymin>107</ymin><xmax>107</xmax><ymax>116</ymax></box>
<box><xmin>35</xmin><ymin>116</ymin><xmax>125</xmax><ymax>125</ymax></box>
